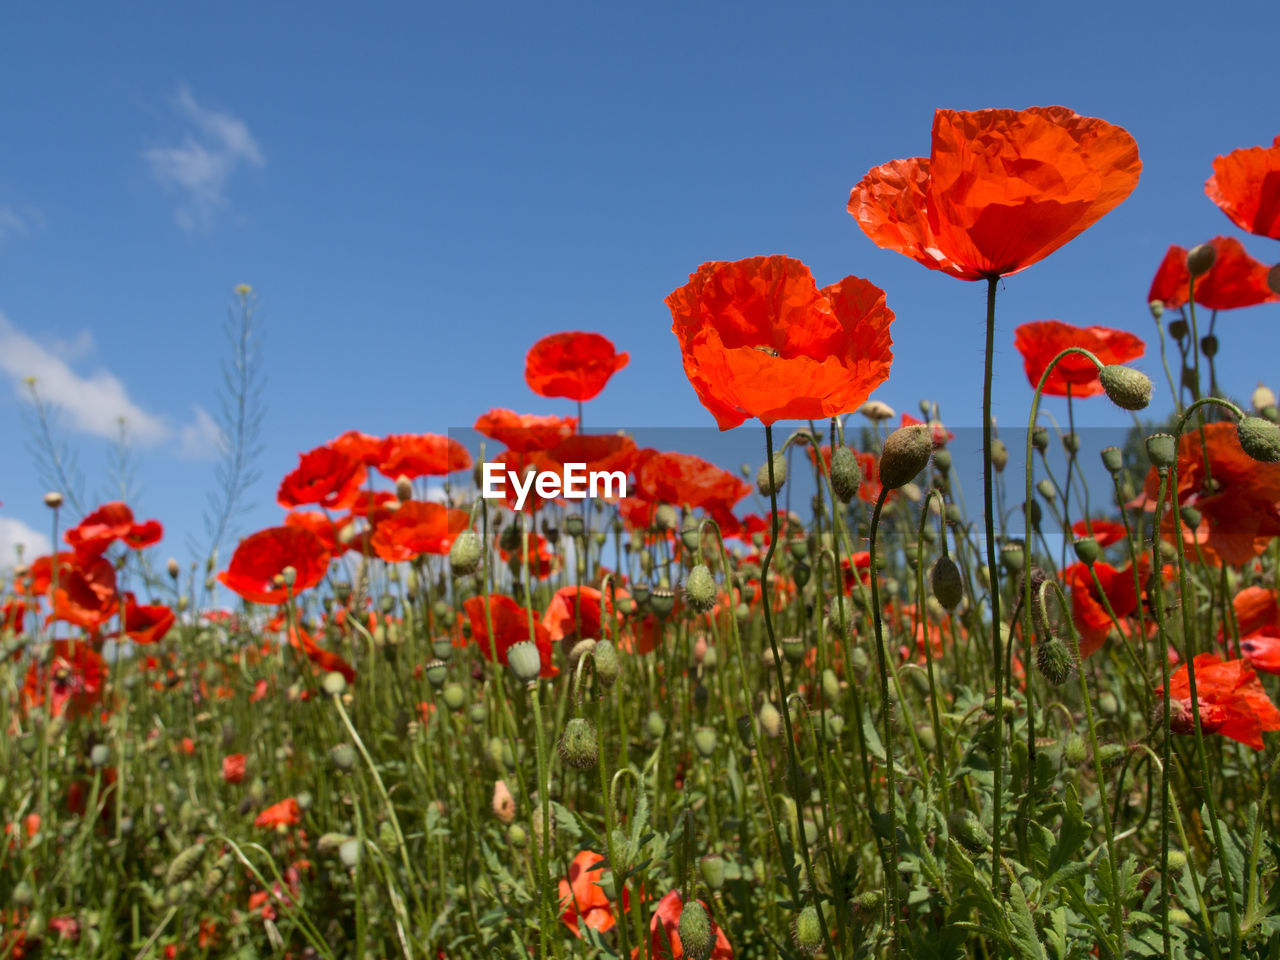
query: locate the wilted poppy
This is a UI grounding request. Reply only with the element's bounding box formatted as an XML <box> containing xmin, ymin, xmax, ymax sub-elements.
<box><xmin>376</xmin><ymin>433</ymin><xmax>472</xmax><ymax>480</ymax></box>
<box><xmin>217</xmin><ymin>527</ymin><xmax>331</xmax><ymax>605</ymax></box>
<box><xmin>474</xmin><ymin>409</ymin><xmax>578</xmax><ymax>453</ymax></box>
<box><xmin>277</xmin><ymin>445</ymin><xmax>367</xmax><ymax>511</ymax></box>
<box><xmin>525</xmin><ymin>332</ymin><xmax>629</xmax><ymax>402</ymax></box>
<box><xmin>849</xmin><ymin>106</ymin><xmax>1141</xmax><ymax>280</ymax></box>
<box><xmin>1148</xmin><ymin>237</ymin><xmax>1279</xmax><ymax>311</ymax></box>
<box><xmin>639</xmin><ymin>890</ymin><xmax>733</xmax><ymax>960</ymax></box>
<box><xmin>666</xmin><ymin>256</ymin><xmax>894</xmax><ymax>430</ymax></box>
<box><xmin>559</xmin><ymin>849</ymin><xmax>624</xmax><ymax>936</ymax></box>
<box><xmin>1205</xmin><ymin>135</ymin><xmax>1280</xmax><ymax>240</ymax></box>
<box><xmin>1157</xmin><ymin>654</ymin><xmax>1280</xmax><ymax>749</ymax></box>
<box><xmin>1014</xmin><ymin>320</ymin><xmax>1145</xmax><ymax>397</ymax></box>
<box><xmin>370</xmin><ymin>501</ymin><xmax>470</xmax><ymax>562</ymax></box>
<box><xmin>462</xmin><ymin>594</ymin><xmax>557</xmax><ymax>677</ymax></box>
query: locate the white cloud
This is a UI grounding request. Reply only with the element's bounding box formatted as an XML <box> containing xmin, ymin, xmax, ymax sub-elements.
<box><xmin>143</xmin><ymin>86</ymin><xmax>264</xmax><ymax>232</ymax></box>
<box><xmin>0</xmin><ymin>312</ymin><xmax>169</xmax><ymax>444</ymax></box>
<box><xmin>179</xmin><ymin>404</ymin><xmax>226</xmax><ymax>460</ymax></box>
<box><xmin>0</xmin><ymin>516</ymin><xmax>52</xmax><ymax>568</ymax></box>
<box><xmin>0</xmin><ymin>204</ymin><xmax>43</xmax><ymax>245</ymax></box>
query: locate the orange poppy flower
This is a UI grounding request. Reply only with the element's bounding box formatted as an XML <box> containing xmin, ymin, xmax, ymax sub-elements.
<box><xmin>330</xmin><ymin>429</ymin><xmax>385</xmax><ymax>465</ymax></box>
<box><xmin>370</xmin><ymin>501</ymin><xmax>470</xmax><ymax>562</ymax></box>
<box><xmin>1147</xmin><ymin>237</ymin><xmax>1279</xmax><ymax>311</ymax></box>
<box><xmin>637</xmin><ymin>890</ymin><xmax>733</xmax><ymax>960</ymax></box>
<box><xmin>1157</xmin><ymin>654</ymin><xmax>1280</xmax><ymax>749</ymax></box>
<box><xmin>559</xmin><ymin>849</ymin><xmax>623</xmax><ymax>936</ymax></box>
<box><xmin>376</xmin><ymin>433</ymin><xmax>472</xmax><ymax>480</ymax></box>
<box><xmin>255</xmin><ymin>797</ymin><xmax>302</xmax><ymax>829</ymax></box>
<box><xmin>633</xmin><ymin>451</ymin><xmax>751</xmax><ymax>515</ymax></box>
<box><xmin>1240</xmin><ymin>634</ymin><xmax>1280</xmax><ymax>675</ymax></box>
<box><xmin>525</xmin><ymin>332</ymin><xmax>629</xmax><ymax>402</ymax></box>
<box><xmin>217</xmin><ymin>526</ymin><xmax>331</xmax><ymax>605</ymax></box>
<box><xmin>849</xmin><ymin>106</ymin><xmax>1141</xmax><ymax>280</ymax></box>
<box><xmin>25</xmin><ymin>552</ymin><xmax>119</xmax><ymax>632</ymax></box>
<box><xmin>277</xmin><ymin>445</ymin><xmax>367</xmax><ymax>511</ymax></box>
<box><xmin>462</xmin><ymin>594</ymin><xmax>557</xmax><ymax>677</ymax></box>
<box><xmin>1233</xmin><ymin>585</ymin><xmax>1280</xmax><ymax>637</ymax></box>
<box><xmin>1062</xmin><ymin>558</ymin><xmax>1149</xmax><ymax>657</ymax></box>
<box><xmin>1205</xmin><ymin>135</ymin><xmax>1280</xmax><ymax>240</ymax></box>
<box><xmin>284</xmin><ymin>622</ymin><xmax>357</xmax><ymax>683</ymax></box>
<box><xmin>65</xmin><ymin>502</ymin><xmax>163</xmax><ymax>560</ymax></box>
<box><xmin>1013</xmin><ymin>320</ymin><xmax>1145</xmax><ymax>397</ymax></box>
<box><xmin>1071</xmin><ymin>518</ymin><xmax>1127</xmax><ymax>548</ymax></box>
<box><xmin>115</xmin><ymin>593</ymin><xmax>175</xmax><ymax>645</ymax></box>
<box><xmin>222</xmin><ymin>753</ymin><xmax>247</xmax><ymax>784</ymax></box>
<box><xmin>666</xmin><ymin>256</ymin><xmax>894</xmax><ymax>430</ymax></box>
<box><xmin>540</xmin><ymin>586</ymin><xmax>626</xmax><ymax>646</ymax></box>
<box><xmin>498</xmin><ymin>531</ymin><xmax>557</xmax><ymax>580</ymax></box>
<box><xmin>474</xmin><ymin>409</ymin><xmax>578</xmax><ymax>453</ymax></box>
<box><xmin>22</xmin><ymin>641</ymin><xmax>106</xmax><ymax>718</ymax></box>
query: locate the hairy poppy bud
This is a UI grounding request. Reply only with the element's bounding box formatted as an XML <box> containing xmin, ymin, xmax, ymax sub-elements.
<box><xmin>1073</xmin><ymin>536</ymin><xmax>1100</xmax><ymax>566</ymax></box>
<box><xmin>860</xmin><ymin>400</ymin><xmax>894</xmax><ymax>421</ymax></box>
<box><xmin>593</xmin><ymin>639</ymin><xmax>619</xmax><ymax>689</ymax></box>
<box><xmin>678</xmin><ymin>900</ymin><xmax>714</xmax><ymax>960</ymax></box>
<box><xmin>932</xmin><ymin>448</ymin><xmax>952</xmax><ymax>472</ymax></box>
<box><xmin>1145</xmin><ymin>433</ymin><xmax>1177</xmax><ymax>470</ymax></box>
<box><xmin>1036</xmin><ymin>638</ymin><xmax>1074</xmax><ymax>686</ymax></box>
<box><xmin>1037</xmin><ymin>478</ymin><xmax>1057</xmax><ymax>502</ymax></box>
<box><xmin>948</xmin><ymin>810</ymin><xmax>991</xmax><ymax>854</ymax></box>
<box><xmin>507</xmin><ymin>641</ymin><xmax>542</xmax><ymax>683</ymax></box>
<box><xmin>1237</xmin><ymin>417</ymin><xmax>1280</xmax><ymax>463</ymax></box>
<box><xmin>558</xmin><ymin>717</ymin><xmax>598</xmax><ymax>770</ymax></box>
<box><xmin>879</xmin><ymin>425</ymin><xmax>931</xmax><ymax>490</ymax></box>
<box><xmin>829</xmin><ymin>445</ymin><xmax>863</xmax><ymax>503</ymax></box>
<box><xmin>1187</xmin><ymin>243</ymin><xmax>1217</xmax><ymax>278</ymax></box>
<box><xmin>1063</xmin><ymin>734</ymin><xmax>1088</xmax><ymax>765</ymax></box>
<box><xmin>759</xmin><ymin>702</ymin><xmax>783</xmax><ymax>738</ymax></box>
<box><xmin>794</xmin><ymin>904</ymin><xmax>823</xmax><ymax>954</ymax></box>
<box><xmin>1100</xmin><ymin>446</ymin><xmax>1124</xmax><ymax>475</ymax></box>
<box><xmin>757</xmin><ymin>452</ymin><xmax>787</xmax><ymax>496</ymax></box>
<box><xmin>683</xmin><ymin>565</ymin><xmax>717</xmax><ymax>614</ymax></box>
<box><xmin>1099</xmin><ymin>365</ymin><xmax>1153</xmax><ymax>411</ymax></box>
<box><xmin>1031</xmin><ymin>426</ymin><xmax>1049</xmax><ymax>453</ymax></box>
<box><xmin>991</xmin><ymin>438</ymin><xmax>1009</xmax><ymax>472</ymax></box>
<box><xmin>930</xmin><ymin>556</ymin><xmax>964</xmax><ymax>611</ymax></box>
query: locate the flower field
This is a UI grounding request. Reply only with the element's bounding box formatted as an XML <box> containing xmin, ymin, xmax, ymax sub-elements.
<box><xmin>5</xmin><ymin>108</ymin><xmax>1280</xmax><ymax>959</ymax></box>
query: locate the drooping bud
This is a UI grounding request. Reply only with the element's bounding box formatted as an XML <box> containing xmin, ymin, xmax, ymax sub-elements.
<box><xmin>756</xmin><ymin>452</ymin><xmax>787</xmax><ymax>497</ymax></box>
<box><xmin>1180</xmin><ymin>505</ymin><xmax>1202</xmax><ymax>530</ymax></box>
<box><xmin>558</xmin><ymin>717</ymin><xmax>599</xmax><ymax>770</ymax></box>
<box><xmin>930</xmin><ymin>556</ymin><xmax>964</xmax><ymax>611</ymax></box>
<box><xmin>166</xmin><ymin>843</ymin><xmax>206</xmax><ymax>888</ymax></box>
<box><xmin>677</xmin><ymin>900</ymin><xmax>714</xmax><ymax>960</ymax></box>
<box><xmin>1098</xmin><ymin>365</ymin><xmax>1153</xmax><ymax>411</ymax></box>
<box><xmin>683</xmin><ymin>565</ymin><xmax>717</xmax><ymax>614</ymax></box>
<box><xmin>1237</xmin><ymin>417</ymin><xmax>1280</xmax><ymax>463</ymax></box>
<box><xmin>1145</xmin><ymin>433</ymin><xmax>1177</xmax><ymax>470</ymax></box>
<box><xmin>860</xmin><ymin>400</ymin><xmax>894</xmax><ymax>421</ymax></box>
<box><xmin>1036</xmin><ymin>638</ymin><xmax>1075</xmax><ymax>686</ymax></box>
<box><xmin>1187</xmin><ymin>243</ymin><xmax>1217</xmax><ymax>278</ymax></box>
<box><xmin>829</xmin><ymin>445</ymin><xmax>863</xmax><ymax>503</ymax></box>
<box><xmin>879</xmin><ymin>425</ymin><xmax>931</xmax><ymax>490</ymax></box>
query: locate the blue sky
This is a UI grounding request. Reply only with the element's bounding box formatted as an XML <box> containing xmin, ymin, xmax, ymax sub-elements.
<box><xmin>2</xmin><ymin>1</ymin><xmax>1278</xmax><ymax>570</ymax></box>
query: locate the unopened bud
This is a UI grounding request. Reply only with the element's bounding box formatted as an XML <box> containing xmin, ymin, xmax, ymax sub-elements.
<box><xmin>1187</xmin><ymin>243</ymin><xmax>1217</xmax><ymax>278</ymax></box>
<box><xmin>449</xmin><ymin>530</ymin><xmax>482</xmax><ymax>576</ymax></box>
<box><xmin>1036</xmin><ymin>638</ymin><xmax>1075</xmax><ymax>685</ymax></box>
<box><xmin>756</xmin><ymin>452</ymin><xmax>787</xmax><ymax>497</ymax></box>
<box><xmin>677</xmin><ymin>900</ymin><xmax>714</xmax><ymax>960</ymax></box>
<box><xmin>43</xmin><ymin>491</ymin><xmax>63</xmax><ymax>509</ymax></box>
<box><xmin>829</xmin><ymin>445</ymin><xmax>863</xmax><ymax>503</ymax></box>
<box><xmin>879</xmin><ymin>425</ymin><xmax>931</xmax><ymax>490</ymax></box>
<box><xmin>991</xmin><ymin>438</ymin><xmax>1008</xmax><ymax>472</ymax></box>
<box><xmin>1099</xmin><ymin>365</ymin><xmax>1153</xmax><ymax>411</ymax></box>
<box><xmin>860</xmin><ymin>400</ymin><xmax>894</xmax><ymax>421</ymax></box>
<box><xmin>507</xmin><ymin>641</ymin><xmax>543</xmax><ymax>683</ymax></box>
<box><xmin>930</xmin><ymin>556</ymin><xmax>963</xmax><ymax>611</ymax></box>
<box><xmin>683</xmin><ymin>565</ymin><xmax>717</xmax><ymax>614</ymax></box>
<box><xmin>1238</xmin><ymin>417</ymin><xmax>1280</xmax><ymax>463</ymax></box>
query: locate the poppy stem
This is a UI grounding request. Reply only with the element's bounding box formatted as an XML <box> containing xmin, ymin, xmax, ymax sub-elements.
<box><xmin>983</xmin><ymin>274</ymin><xmax>1006</xmax><ymax>894</ymax></box>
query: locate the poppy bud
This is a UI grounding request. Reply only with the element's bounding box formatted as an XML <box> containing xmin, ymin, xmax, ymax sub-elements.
<box><xmin>794</xmin><ymin>904</ymin><xmax>823</xmax><ymax>954</ymax></box>
<box><xmin>1098</xmin><ymin>692</ymin><xmax>1119</xmax><ymax>717</ymax></box>
<box><xmin>757</xmin><ymin>452</ymin><xmax>787</xmax><ymax>496</ymax></box>
<box><xmin>43</xmin><ymin>491</ymin><xmax>63</xmax><ymax>509</ymax></box>
<box><xmin>1031</xmin><ymin>427</ymin><xmax>1049</xmax><ymax>453</ymax></box>
<box><xmin>678</xmin><ymin>900</ymin><xmax>714</xmax><ymax>960</ymax></box>
<box><xmin>395</xmin><ymin>475</ymin><xmax>413</xmax><ymax>502</ymax></box>
<box><xmin>499</xmin><ymin>523</ymin><xmax>522</xmax><ymax>553</ymax></box>
<box><xmin>683</xmin><ymin>565</ymin><xmax>717</xmax><ymax>614</ymax></box>
<box><xmin>90</xmin><ymin>743</ymin><xmax>111</xmax><ymax>767</ymax></box>
<box><xmin>654</xmin><ymin>504</ymin><xmax>678</xmax><ymax>532</ymax></box>
<box><xmin>860</xmin><ymin>400</ymin><xmax>895</xmax><ymax>421</ymax></box>
<box><xmin>1100</xmin><ymin>446</ymin><xmax>1123</xmax><ymax>475</ymax></box>
<box><xmin>1168</xmin><ymin>318</ymin><xmax>1189</xmax><ymax>341</ymax></box>
<box><xmin>281</xmin><ymin>566</ymin><xmax>297</xmax><ymax>588</ymax></box>
<box><xmin>646</xmin><ymin>710</ymin><xmax>666</xmax><ymax>738</ymax></box>
<box><xmin>330</xmin><ymin>743</ymin><xmax>357</xmax><ymax>771</ymax></box>
<box><xmin>1167</xmin><ymin>849</ymin><xmax>1187</xmax><ymax>872</ymax></box>
<box><xmin>322</xmin><ymin>671</ymin><xmax>347</xmax><ymax>696</ymax></box>
<box><xmin>693</xmin><ymin>726</ymin><xmax>717</xmax><ymax>758</ymax></box>
<box><xmin>507</xmin><ymin>641</ymin><xmax>543</xmax><ymax>683</ymax></box>
<box><xmin>1098</xmin><ymin>365</ymin><xmax>1153</xmax><ymax>411</ymax></box>
<box><xmin>1237</xmin><ymin>417</ymin><xmax>1280</xmax><ymax>463</ymax></box>
<box><xmin>681</xmin><ymin>515</ymin><xmax>702</xmax><ymax>552</ymax></box>
<box><xmin>1073</xmin><ymin>536</ymin><xmax>1100</xmax><ymax>566</ymax></box>
<box><xmin>932</xmin><ymin>448</ymin><xmax>952</xmax><ymax>473</ymax></box>
<box><xmin>827</xmin><ymin>445</ymin><xmax>863</xmax><ymax>503</ymax></box>
<box><xmin>759</xmin><ymin>702</ymin><xmax>783</xmax><ymax>738</ymax></box>
<box><xmin>948</xmin><ymin>809</ymin><xmax>991</xmax><ymax>854</ymax></box>
<box><xmin>1036</xmin><ymin>638</ymin><xmax>1074</xmax><ymax>686</ymax></box>
<box><xmin>1252</xmin><ymin>383</ymin><xmax>1277</xmax><ymax>413</ymax></box>
<box><xmin>1037</xmin><ymin>479</ymin><xmax>1056</xmax><ymax>502</ymax></box>
<box><xmin>593</xmin><ymin>639</ymin><xmax>619</xmax><ymax>688</ymax></box>
<box><xmin>1145</xmin><ymin>433</ymin><xmax>1177</xmax><ymax>469</ymax></box>
<box><xmin>442</xmin><ymin>682</ymin><xmax>466</xmax><ymax>711</ymax></box>
<box><xmin>166</xmin><ymin>843</ymin><xmax>206</xmax><ymax>889</ymax></box>
<box><xmin>558</xmin><ymin>717</ymin><xmax>598</xmax><ymax>770</ymax></box>
<box><xmin>1187</xmin><ymin>243</ymin><xmax>1217</xmax><ymax>277</ymax></box>
<box><xmin>930</xmin><ymin>556</ymin><xmax>964</xmax><ymax>611</ymax></box>
<box><xmin>1180</xmin><ymin>505</ymin><xmax>1202</xmax><ymax>530</ymax></box>
<box><xmin>700</xmin><ymin>854</ymin><xmax>726</xmax><ymax>890</ymax></box>
<box><xmin>823</xmin><ymin>712</ymin><xmax>845</xmax><ymax>741</ymax></box>
<box><xmin>849</xmin><ymin>647</ymin><xmax>870</xmax><ymax>674</ymax></box>
<box><xmin>879</xmin><ymin>424</ymin><xmax>931</xmax><ymax>490</ymax></box>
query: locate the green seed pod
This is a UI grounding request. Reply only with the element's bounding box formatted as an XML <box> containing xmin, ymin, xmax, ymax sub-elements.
<box><xmin>165</xmin><ymin>842</ymin><xmax>206</xmax><ymax>888</ymax></box>
<box><xmin>649</xmin><ymin>587</ymin><xmax>676</xmax><ymax>620</ymax></box>
<box><xmin>930</xmin><ymin>556</ymin><xmax>964</xmax><ymax>611</ymax></box>
<box><xmin>948</xmin><ymin>810</ymin><xmax>991</xmax><ymax>854</ymax></box>
<box><xmin>330</xmin><ymin>743</ymin><xmax>357</xmax><ymax>771</ymax></box>
<box><xmin>756</xmin><ymin>452</ymin><xmax>787</xmax><ymax>497</ymax></box>
<box><xmin>1001</xmin><ymin>542</ymin><xmax>1027</xmax><ymax>573</ymax></box>
<box><xmin>792</xmin><ymin>559</ymin><xmax>810</xmax><ymax>588</ymax></box>
<box><xmin>565</xmin><ymin>514</ymin><xmax>585</xmax><ymax>538</ymax></box>
<box><xmin>1180</xmin><ymin>505</ymin><xmax>1202</xmax><ymax>530</ymax></box>
<box><xmin>1168</xmin><ymin>318</ymin><xmax>1188</xmax><ymax>340</ymax></box>
<box><xmin>507</xmin><ymin>641</ymin><xmax>543</xmax><ymax>683</ymax></box>
<box><xmin>1063</xmin><ymin>734</ymin><xmax>1088</xmax><ymax>765</ymax></box>
<box><xmin>1145</xmin><ymin>433</ymin><xmax>1177</xmax><ymax>469</ymax></box>
<box><xmin>829</xmin><ymin>445</ymin><xmax>863</xmax><ymax>503</ymax></box>
<box><xmin>680</xmin><ymin>515</ymin><xmax>702</xmax><ymax>552</ymax></box>
<box><xmin>854</xmin><ymin>890</ymin><xmax>884</xmax><ymax>916</ymax></box>
<box><xmin>699</xmin><ymin>854</ymin><xmax>726</xmax><ymax>890</ymax></box>
<box><xmin>821</xmin><ymin>668</ymin><xmax>839</xmax><ymax>703</ymax></box>
<box><xmin>781</xmin><ymin>636</ymin><xmax>806</xmax><ymax>664</ymax></box>
<box><xmin>1036</xmin><ymin>638</ymin><xmax>1074</xmax><ymax>686</ymax></box>
<box><xmin>424</xmin><ymin>659</ymin><xmax>448</xmax><ymax>689</ymax></box>
<box><xmin>321</xmin><ymin>671</ymin><xmax>347</xmax><ymax>697</ymax></box>
<box><xmin>654</xmin><ymin>504</ymin><xmax>678</xmax><ymax>532</ymax></box>
<box><xmin>339</xmin><ymin>838</ymin><xmax>361</xmax><ymax>868</ymax></box>
<box><xmin>508</xmin><ymin>823</ymin><xmax>528</xmax><ymax>848</ymax></box>
<box><xmin>692</xmin><ymin>726</ymin><xmax>717</xmax><ymax>758</ymax></box>
<box><xmin>1100</xmin><ymin>445</ymin><xmax>1124</xmax><ymax>475</ymax></box>
<box><xmin>468</xmin><ymin>702</ymin><xmax>487</xmax><ymax>724</ymax></box>
<box><xmin>916</xmin><ymin>723</ymin><xmax>937</xmax><ymax>752</ymax></box>
<box><xmin>1187</xmin><ymin>242</ymin><xmax>1217</xmax><ymax>277</ymax></box>
<box><xmin>559</xmin><ymin>717</ymin><xmax>599</xmax><ymax>770</ymax></box>
<box><xmin>90</xmin><ymin>743</ymin><xmax>111</xmax><ymax>768</ymax></box>
<box><xmin>678</xmin><ymin>900</ymin><xmax>714</xmax><ymax>960</ymax></box>
<box><xmin>1072</xmin><ymin>536</ymin><xmax>1100</xmax><ymax>566</ymax></box>
<box><xmin>932</xmin><ymin>447</ymin><xmax>952</xmax><ymax>473</ymax></box>
<box><xmin>1098</xmin><ymin>691</ymin><xmax>1119</xmax><ymax>717</ymax></box>
<box><xmin>1238</xmin><ymin>416</ymin><xmax>1280</xmax><ymax>463</ymax></box>
<box><xmin>879</xmin><ymin>425</ymin><xmax>932</xmax><ymax>490</ymax></box>
<box><xmin>441</xmin><ymin>682</ymin><xmax>466</xmax><ymax>712</ymax></box>
<box><xmin>645</xmin><ymin>710</ymin><xmax>666</xmax><ymax>739</ymax></box>
<box><xmin>449</xmin><ymin>530</ymin><xmax>482</xmax><ymax>576</ymax></box>
<box><xmin>683</xmin><ymin>565</ymin><xmax>717</xmax><ymax>614</ymax></box>
<box><xmin>11</xmin><ymin>881</ymin><xmax>34</xmax><ymax>907</ymax></box>
<box><xmin>1099</xmin><ymin>365</ymin><xmax>1153</xmax><ymax>411</ymax></box>
<box><xmin>593</xmin><ymin>639</ymin><xmax>619</xmax><ymax>688</ymax></box>
<box><xmin>794</xmin><ymin>903</ymin><xmax>823</xmax><ymax>954</ymax></box>
<box><xmin>1031</xmin><ymin>426</ymin><xmax>1049</xmax><ymax>453</ymax></box>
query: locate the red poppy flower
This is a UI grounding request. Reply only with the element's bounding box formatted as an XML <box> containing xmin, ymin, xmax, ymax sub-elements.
<box><xmin>1014</xmin><ymin>320</ymin><xmax>1145</xmax><ymax>398</ymax></box>
<box><xmin>474</xmin><ymin>409</ymin><xmax>578</xmax><ymax>453</ymax></box>
<box><xmin>376</xmin><ymin>433</ymin><xmax>472</xmax><ymax>480</ymax></box>
<box><xmin>462</xmin><ymin>595</ymin><xmax>557</xmax><ymax>677</ymax></box>
<box><xmin>1233</xmin><ymin>585</ymin><xmax>1280</xmax><ymax>638</ymax></box>
<box><xmin>1241</xmin><ymin>635</ymin><xmax>1280</xmax><ymax>675</ymax></box>
<box><xmin>1071</xmin><ymin>519</ymin><xmax>1127</xmax><ymax>548</ymax></box>
<box><xmin>666</xmin><ymin>256</ymin><xmax>894</xmax><ymax>430</ymax></box>
<box><xmin>31</xmin><ymin>553</ymin><xmax>118</xmax><ymax>632</ymax></box>
<box><xmin>22</xmin><ymin>641</ymin><xmax>106</xmax><ymax>718</ymax></box>
<box><xmin>525</xmin><ymin>332</ymin><xmax>629</xmax><ymax>402</ymax></box>
<box><xmin>1</xmin><ymin>598</ymin><xmax>25</xmax><ymax>636</ymax></box>
<box><xmin>65</xmin><ymin>502</ymin><xmax>163</xmax><ymax>560</ymax></box>
<box><xmin>849</xmin><ymin>106</ymin><xmax>1141</xmax><ymax>280</ymax></box>
<box><xmin>1148</xmin><ymin>237</ymin><xmax>1279</xmax><ymax>311</ymax></box>
<box><xmin>255</xmin><ymin>797</ymin><xmax>302</xmax><ymax>829</ymax></box>
<box><xmin>559</xmin><ymin>849</ymin><xmax>624</xmax><ymax>936</ymax></box>
<box><xmin>284</xmin><ymin>510</ymin><xmax>345</xmax><ymax>556</ymax></box>
<box><xmin>542</xmin><ymin>586</ymin><xmax>620</xmax><ymax>646</ymax></box>
<box><xmin>499</xmin><ymin>531</ymin><xmax>557</xmax><ymax>580</ymax></box>
<box><xmin>1138</xmin><ymin>422</ymin><xmax>1280</xmax><ymax>567</ymax></box>
<box><xmin>116</xmin><ymin>593</ymin><xmax>175</xmax><ymax>645</ymax></box>
<box><xmin>633</xmin><ymin>451</ymin><xmax>751</xmax><ymax>514</ymax></box>
<box><xmin>277</xmin><ymin>445</ymin><xmax>367</xmax><ymax>511</ymax></box>
<box><xmin>540</xmin><ymin>433</ymin><xmax>639</xmax><ymax>483</ymax></box>
<box><xmin>1062</xmin><ymin>558</ymin><xmax>1149</xmax><ymax>657</ymax></box>
<box><xmin>285</xmin><ymin>623</ymin><xmax>357</xmax><ymax>683</ymax></box>
<box><xmin>222</xmin><ymin>753</ymin><xmax>247</xmax><ymax>785</ymax></box>
<box><xmin>1157</xmin><ymin>654</ymin><xmax>1280</xmax><ymax>749</ymax></box>
<box><xmin>217</xmin><ymin>527</ymin><xmax>331</xmax><ymax>605</ymax></box>
<box><xmin>124</xmin><ymin>519</ymin><xmax>163</xmax><ymax>549</ymax></box>
<box><xmin>637</xmin><ymin>890</ymin><xmax>733</xmax><ymax>960</ymax></box>
<box><xmin>330</xmin><ymin>429</ymin><xmax>385</xmax><ymax>465</ymax></box>
<box><xmin>1205</xmin><ymin>135</ymin><xmax>1280</xmax><ymax>240</ymax></box>
<box><xmin>370</xmin><ymin>501</ymin><xmax>470</xmax><ymax>562</ymax></box>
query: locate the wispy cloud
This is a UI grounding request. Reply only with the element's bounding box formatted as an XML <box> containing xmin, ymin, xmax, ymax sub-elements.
<box><xmin>0</xmin><ymin>516</ymin><xmax>51</xmax><ymax>568</ymax></box>
<box><xmin>0</xmin><ymin>312</ymin><xmax>220</xmax><ymax>458</ymax></box>
<box><xmin>0</xmin><ymin>204</ymin><xmax>44</xmax><ymax>245</ymax></box>
<box><xmin>143</xmin><ymin>86</ymin><xmax>264</xmax><ymax>232</ymax></box>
